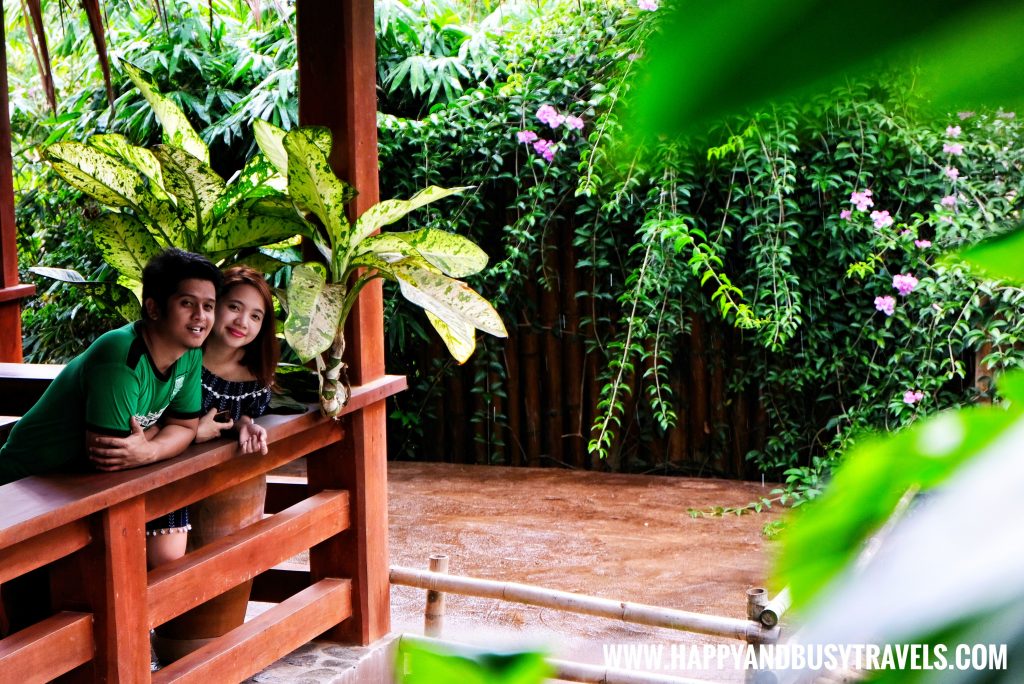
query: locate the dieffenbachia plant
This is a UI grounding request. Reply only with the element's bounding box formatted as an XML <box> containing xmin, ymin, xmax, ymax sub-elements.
<box><xmin>254</xmin><ymin>120</ymin><xmax>507</xmax><ymax>416</ymax></box>
<box><xmin>39</xmin><ymin>61</ymin><xmax>308</xmax><ymax>314</ymax></box>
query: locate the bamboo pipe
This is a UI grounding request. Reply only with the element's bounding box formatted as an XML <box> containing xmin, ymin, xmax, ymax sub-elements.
<box><xmin>390</xmin><ymin>566</ymin><xmax>778</xmax><ymax>644</ymax></box>
<box><xmin>424</xmin><ymin>555</ymin><xmax>448</xmax><ymax>637</ymax></box>
<box><xmin>758</xmin><ymin>587</ymin><xmax>791</xmax><ymax>628</ymax></box>
<box><xmin>399</xmin><ymin>634</ymin><xmax>711</xmax><ymax>684</ymax></box>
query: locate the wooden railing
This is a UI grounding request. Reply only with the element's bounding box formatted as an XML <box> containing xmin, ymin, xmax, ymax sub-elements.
<box><xmin>0</xmin><ymin>366</ymin><xmax>405</xmax><ymax>683</ymax></box>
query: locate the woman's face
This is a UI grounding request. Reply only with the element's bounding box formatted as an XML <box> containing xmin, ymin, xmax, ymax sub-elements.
<box><xmin>213</xmin><ymin>283</ymin><xmax>265</xmax><ymax>349</ymax></box>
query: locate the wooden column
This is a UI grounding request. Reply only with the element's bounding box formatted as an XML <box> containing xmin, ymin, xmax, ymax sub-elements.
<box><xmin>296</xmin><ymin>0</ymin><xmax>389</xmax><ymax>645</ymax></box>
<box><xmin>0</xmin><ymin>8</ymin><xmax>35</xmax><ymax>362</ymax></box>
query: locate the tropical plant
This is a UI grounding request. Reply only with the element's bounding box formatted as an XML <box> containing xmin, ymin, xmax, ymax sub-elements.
<box><xmin>253</xmin><ymin>121</ymin><xmax>508</xmax><ymax>416</ymax></box>
<box><xmin>38</xmin><ymin>61</ymin><xmax>307</xmax><ymax>314</ymax></box>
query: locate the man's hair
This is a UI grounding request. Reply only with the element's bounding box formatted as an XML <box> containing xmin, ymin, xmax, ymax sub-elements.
<box><xmin>141</xmin><ymin>249</ymin><xmax>222</xmax><ymax>314</ymax></box>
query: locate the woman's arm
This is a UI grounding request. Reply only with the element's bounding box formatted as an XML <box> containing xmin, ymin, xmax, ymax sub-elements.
<box><xmin>236</xmin><ymin>415</ymin><xmax>268</xmax><ymax>455</ymax></box>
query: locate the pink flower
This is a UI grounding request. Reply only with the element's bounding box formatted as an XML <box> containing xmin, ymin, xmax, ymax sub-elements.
<box><xmin>870</xmin><ymin>210</ymin><xmax>894</xmax><ymax>229</ymax></box>
<box><xmin>944</xmin><ymin>166</ymin><xmax>960</xmax><ymax>181</ymax></box>
<box><xmin>840</xmin><ymin>209</ymin><xmax>852</xmax><ymax>220</ymax></box>
<box><xmin>850</xmin><ymin>189</ymin><xmax>874</xmax><ymax>212</ymax></box>
<box><xmin>958</xmin><ymin>111</ymin><xmax>975</xmax><ymax>120</ymax></box>
<box><xmin>637</xmin><ymin>0</ymin><xmax>660</xmax><ymax>9</ymax></box>
<box><xmin>627</xmin><ymin>53</ymin><xmax>642</xmax><ymax>61</ymax></box>
<box><xmin>940</xmin><ymin>195</ymin><xmax>957</xmax><ymax>207</ymax></box>
<box><xmin>945</xmin><ymin>125</ymin><xmax>962</xmax><ymax>137</ymax></box>
<box><xmin>892</xmin><ymin>273</ymin><xmax>919</xmax><ymax>297</ymax></box>
<box><xmin>900</xmin><ymin>230</ymin><xmax>911</xmax><ymax>237</ymax></box>
<box><xmin>532</xmin><ymin>139</ymin><xmax>556</xmax><ymax>162</ymax></box>
<box><xmin>516</xmin><ymin>130</ymin><xmax>538</xmax><ymax>144</ymax></box>
<box><xmin>997</xmin><ymin>110</ymin><xmax>1016</xmax><ymax>120</ymax></box>
<box><xmin>874</xmin><ymin>295</ymin><xmax>896</xmax><ymax>316</ymax></box>
<box><xmin>915</xmin><ymin>239</ymin><xmax>932</xmax><ymax>248</ymax></box>
<box><xmin>943</xmin><ymin>142</ymin><xmax>964</xmax><ymax>155</ymax></box>
<box><xmin>903</xmin><ymin>390</ymin><xmax>925</xmax><ymax>405</ymax></box>
<box><xmin>564</xmin><ymin>115</ymin><xmax>584</xmax><ymax>131</ymax></box>
<box><xmin>536</xmin><ymin>105</ymin><xmax>564</xmax><ymax>128</ymax></box>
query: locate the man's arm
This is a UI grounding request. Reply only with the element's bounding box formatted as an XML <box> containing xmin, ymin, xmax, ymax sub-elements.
<box><xmin>87</xmin><ymin>415</ymin><xmax>199</xmax><ymax>472</ymax></box>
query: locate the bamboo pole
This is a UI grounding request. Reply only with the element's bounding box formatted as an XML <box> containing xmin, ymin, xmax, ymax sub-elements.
<box><xmin>561</xmin><ymin>225</ymin><xmax>585</xmax><ymax>469</ymax></box>
<box><xmin>390</xmin><ymin>566</ymin><xmax>777</xmax><ymax>644</ymax></box>
<box><xmin>541</xmin><ymin>248</ymin><xmax>564</xmax><ymax>467</ymax></box>
<box><xmin>758</xmin><ymin>587</ymin><xmax>790</xmax><ymax>629</ymax></box>
<box><xmin>399</xmin><ymin>634</ymin><xmax>712</xmax><ymax>684</ymax></box>
<box><xmin>521</xmin><ymin>278</ymin><xmax>542</xmax><ymax>467</ymax></box>
<box><xmin>424</xmin><ymin>555</ymin><xmax>449</xmax><ymax>637</ymax></box>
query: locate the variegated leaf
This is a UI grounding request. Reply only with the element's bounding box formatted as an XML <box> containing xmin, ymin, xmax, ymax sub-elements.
<box><xmin>88</xmin><ymin>134</ymin><xmax>168</xmax><ymax>200</ymax></box>
<box><xmin>391</xmin><ymin>259</ymin><xmax>507</xmax><ymax>338</ymax></box>
<box><xmin>228</xmin><ymin>252</ymin><xmax>290</xmax><ymax>277</ymax></box>
<box><xmin>253</xmin><ymin>119</ymin><xmax>288</xmax><ymax>175</ymax></box>
<box><xmin>113</xmin><ymin>275</ymin><xmax>142</xmax><ymax>321</ymax></box>
<box><xmin>153</xmin><ymin>145</ymin><xmax>225</xmax><ymax>242</ymax></box>
<box><xmin>210</xmin><ymin>151</ymin><xmax>286</xmax><ymax>221</ymax></box>
<box><xmin>205</xmin><ymin>196</ymin><xmax>313</xmax><ymax>253</ymax></box>
<box><xmin>28</xmin><ymin>266</ymin><xmax>90</xmax><ymax>283</ymax></box>
<box><xmin>358</xmin><ymin>228</ymin><xmax>488</xmax><ymax>278</ymax></box>
<box><xmin>426</xmin><ymin>310</ymin><xmax>476</xmax><ymax>364</ymax></box>
<box><xmin>284</xmin><ymin>262</ymin><xmax>347</xmax><ymax>362</ymax></box>
<box><xmin>255</xmin><ymin>120</ymin><xmax>335</xmax><ymax>177</ymax></box>
<box><xmin>351</xmin><ymin>185</ymin><xmax>472</xmax><ymax>246</ymax></box>
<box><xmin>91</xmin><ymin>213</ymin><xmax>162</xmax><ymax>281</ymax></box>
<box><xmin>283</xmin><ymin>129</ymin><xmax>354</xmax><ymax>266</ymax></box>
<box><xmin>122</xmin><ymin>61</ymin><xmax>209</xmax><ymax>164</ymax></box>
<box><xmin>45</xmin><ymin>142</ymin><xmax>149</xmax><ymax>209</ymax></box>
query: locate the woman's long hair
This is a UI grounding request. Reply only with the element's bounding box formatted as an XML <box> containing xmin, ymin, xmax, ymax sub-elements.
<box><xmin>220</xmin><ymin>266</ymin><xmax>280</xmax><ymax>387</ymax></box>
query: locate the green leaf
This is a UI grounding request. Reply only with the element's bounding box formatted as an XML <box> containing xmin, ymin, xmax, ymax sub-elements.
<box><xmin>28</xmin><ymin>266</ymin><xmax>90</xmax><ymax>283</ymax></box>
<box><xmin>631</xmin><ymin>0</ymin><xmax>1024</xmax><ymax>139</ymax></box>
<box><xmin>122</xmin><ymin>60</ymin><xmax>209</xmax><ymax>164</ymax></box>
<box><xmin>952</xmin><ymin>224</ymin><xmax>1024</xmax><ymax>285</ymax></box>
<box><xmin>210</xmin><ymin>151</ymin><xmax>286</xmax><ymax>221</ymax></box>
<box><xmin>391</xmin><ymin>259</ymin><xmax>507</xmax><ymax>339</ymax></box>
<box><xmin>283</xmin><ymin>128</ymin><xmax>355</xmax><ymax>269</ymax></box>
<box><xmin>91</xmin><ymin>213</ymin><xmax>163</xmax><ymax>281</ymax></box>
<box><xmin>352</xmin><ymin>185</ymin><xmax>472</xmax><ymax>246</ymax></box>
<box><xmin>283</xmin><ymin>262</ymin><xmax>347</xmax><ymax>362</ymax></box>
<box><xmin>253</xmin><ymin>119</ymin><xmax>288</xmax><ymax>175</ymax></box>
<box><xmin>28</xmin><ymin>268</ymin><xmax>140</xmax><ymax>322</ymax></box>
<box><xmin>152</xmin><ymin>145</ymin><xmax>226</xmax><ymax>242</ymax></box>
<box><xmin>205</xmin><ymin>196</ymin><xmax>312</xmax><ymax>253</ymax></box>
<box><xmin>45</xmin><ymin>142</ymin><xmax>149</xmax><ymax>209</ymax></box>
<box><xmin>357</xmin><ymin>228</ymin><xmax>488</xmax><ymax>278</ymax></box>
<box><xmin>87</xmin><ymin>134</ymin><xmax>168</xmax><ymax>200</ymax></box>
<box><xmin>426</xmin><ymin>310</ymin><xmax>476</xmax><ymax>363</ymax></box>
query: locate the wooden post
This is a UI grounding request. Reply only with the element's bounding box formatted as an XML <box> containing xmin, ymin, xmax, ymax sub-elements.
<box><xmin>0</xmin><ymin>7</ymin><xmax>35</xmax><ymax>362</ymax></box>
<box><xmin>423</xmin><ymin>555</ymin><xmax>448</xmax><ymax>637</ymax></box>
<box><xmin>296</xmin><ymin>0</ymin><xmax>390</xmax><ymax>645</ymax></box>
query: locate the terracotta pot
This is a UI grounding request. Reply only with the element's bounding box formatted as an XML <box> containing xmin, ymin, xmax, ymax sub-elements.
<box><xmin>154</xmin><ymin>474</ymin><xmax>266</xmax><ymax>662</ymax></box>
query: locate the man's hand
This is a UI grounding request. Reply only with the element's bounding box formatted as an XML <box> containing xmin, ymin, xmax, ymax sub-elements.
<box><xmin>196</xmin><ymin>408</ymin><xmax>232</xmax><ymax>443</ymax></box>
<box><xmin>88</xmin><ymin>418</ymin><xmax>156</xmax><ymax>471</ymax></box>
<box><xmin>238</xmin><ymin>419</ymin><xmax>268</xmax><ymax>455</ymax></box>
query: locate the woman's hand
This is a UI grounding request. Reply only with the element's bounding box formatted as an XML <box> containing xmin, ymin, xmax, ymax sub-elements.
<box><xmin>238</xmin><ymin>417</ymin><xmax>268</xmax><ymax>455</ymax></box>
<box><xmin>195</xmin><ymin>408</ymin><xmax>232</xmax><ymax>443</ymax></box>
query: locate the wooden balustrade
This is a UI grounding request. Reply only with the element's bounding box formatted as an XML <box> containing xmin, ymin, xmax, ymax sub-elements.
<box><xmin>0</xmin><ymin>371</ymin><xmax>405</xmax><ymax>683</ymax></box>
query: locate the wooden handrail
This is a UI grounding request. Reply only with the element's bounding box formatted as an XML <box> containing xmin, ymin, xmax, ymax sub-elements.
<box><xmin>0</xmin><ymin>371</ymin><xmax>406</xmax><ymax>683</ymax></box>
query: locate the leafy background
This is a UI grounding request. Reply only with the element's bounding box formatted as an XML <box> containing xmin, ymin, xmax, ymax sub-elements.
<box><xmin>8</xmin><ymin>0</ymin><xmax>1024</xmax><ymax>508</ymax></box>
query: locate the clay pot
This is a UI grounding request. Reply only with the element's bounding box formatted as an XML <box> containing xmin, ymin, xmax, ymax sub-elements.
<box><xmin>153</xmin><ymin>474</ymin><xmax>266</xmax><ymax>662</ymax></box>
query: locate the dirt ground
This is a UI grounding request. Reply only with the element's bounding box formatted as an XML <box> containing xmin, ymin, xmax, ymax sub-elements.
<box><xmin>386</xmin><ymin>461</ymin><xmax>781</xmax><ymax>681</ymax></box>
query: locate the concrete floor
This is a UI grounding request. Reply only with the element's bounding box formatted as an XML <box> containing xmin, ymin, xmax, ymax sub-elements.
<box><xmin>248</xmin><ymin>461</ymin><xmax>781</xmax><ymax>683</ymax></box>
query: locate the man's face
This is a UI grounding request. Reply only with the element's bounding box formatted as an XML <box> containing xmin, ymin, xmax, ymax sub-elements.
<box><xmin>152</xmin><ymin>278</ymin><xmax>217</xmax><ymax>350</ymax></box>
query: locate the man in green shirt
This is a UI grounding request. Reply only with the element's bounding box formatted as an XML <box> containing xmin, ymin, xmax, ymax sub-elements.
<box><xmin>0</xmin><ymin>248</ymin><xmax>221</xmax><ymax>483</ymax></box>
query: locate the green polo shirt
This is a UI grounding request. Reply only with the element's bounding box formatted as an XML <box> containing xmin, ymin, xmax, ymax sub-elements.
<box><xmin>0</xmin><ymin>322</ymin><xmax>203</xmax><ymax>484</ymax></box>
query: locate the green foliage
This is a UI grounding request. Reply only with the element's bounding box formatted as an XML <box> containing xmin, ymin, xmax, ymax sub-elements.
<box><xmin>39</xmin><ymin>62</ymin><xmax>305</xmax><ymax>314</ymax></box>
<box><xmin>255</xmin><ymin>123</ymin><xmax>506</xmax><ymax>415</ymax></box>
<box><xmin>398</xmin><ymin>641</ymin><xmax>551</xmax><ymax>684</ymax></box>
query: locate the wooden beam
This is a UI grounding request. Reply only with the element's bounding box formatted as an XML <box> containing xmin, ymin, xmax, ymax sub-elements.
<box><xmin>95</xmin><ymin>498</ymin><xmax>149</xmax><ymax>682</ymax></box>
<box><xmin>151</xmin><ymin>579</ymin><xmax>352</xmax><ymax>684</ymax></box>
<box><xmin>147</xmin><ymin>491</ymin><xmax>349</xmax><ymax>627</ymax></box>
<box><xmin>0</xmin><ymin>612</ymin><xmax>94</xmax><ymax>683</ymax></box>
<box><xmin>0</xmin><ymin>520</ymin><xmax>90</xmax><ymax>585</ymax></box>
<box><xmin>297</xmin><ymin>0</ymin><xmax>391</xmax><ymax>646</ymax></box>
<box><xmin>0</xmin><ymin>7</ymin><xmax>34</xmax><ymax>363</ymax></box>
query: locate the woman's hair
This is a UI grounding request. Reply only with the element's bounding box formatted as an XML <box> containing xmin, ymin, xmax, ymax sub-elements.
<box><xmin>220</xmin><ymin>265</ymin><xmax>280</xmax><ymax>387</ymax></box>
